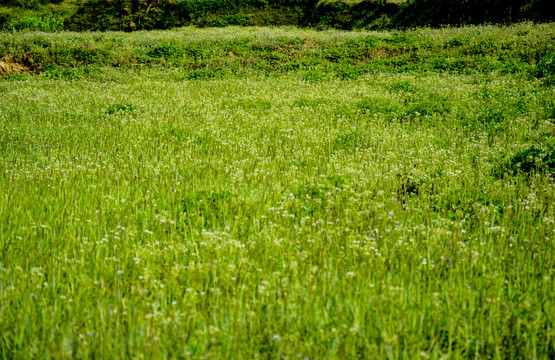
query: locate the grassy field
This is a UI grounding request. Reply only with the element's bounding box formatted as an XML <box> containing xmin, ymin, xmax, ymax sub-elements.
<box><xmin>1</xmin><ymin>23</ymin><xmax>555</xmax><ymax>359</ymax></box>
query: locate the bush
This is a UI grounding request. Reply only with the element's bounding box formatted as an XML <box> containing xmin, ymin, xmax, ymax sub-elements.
<box><xmin>394</xmin><ymin>0</ymin><xmax>552</xmax><ymax>28</ymax></box>
<box><xmin>6</xmin><ymin>13</ymin><xmax>64</xmax><ymax>31</ymax></box>
<box><xmin>302</xmin><ymin>0</ymin><xmax>399</xmax><ymax>30</ymax></box>
<box><xmin>496</xmin><ymin>143</ymin><xmax>555</xmax><ymax>178</ymax></box>
<box><xmin>519</xmin><ymin>0</ymin><xmax>554</xmax><ymax>22</ymax></box>
<box><xmin>173</xmin><ymin>0</ymin><xmax>307</xmax><ymax>27</ymax></box>
<box><xmin>0</xmin><ymin>0</ymin><xmax>64</xmax><ymax>10</ymax></box>
<box><xmin>0</xmin><ymin>12</ymin><xmax>9</xmax><ymax>29</ymax></box>
<box><xmin>534</xmin><ymin>51</ymin><xmax>555</xmax><ymax>78</ymax></box>
<box><xmin>54</xmin><ymin>0</ymin><xmax>555</xmax><ymax>31</ymax></box>
<box><xmin>147</xmin><ymin>44</ymin><xmax>183</xmax><ymax>59</ymax></box>
<box><xmin>68</xmin><ymin>0</ymin><xmax>183</xmax><ymax>31</ymax></box>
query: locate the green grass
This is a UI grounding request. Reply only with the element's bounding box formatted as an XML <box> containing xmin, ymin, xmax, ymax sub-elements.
<box><xmin>1</xmin><ymin>23</ymin><xmax>554</xmax><ymax>78</ymax></box>
<box><xmin>1</xmin><ymin>23</ymin><xmax>555</xmax><ymax>359</ymax></box>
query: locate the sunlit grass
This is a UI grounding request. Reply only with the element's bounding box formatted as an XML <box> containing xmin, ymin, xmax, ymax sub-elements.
<box><xmin>1</xmin><ymin>23</ymin><xmax>555</xmax><ymax>359</ymax></box>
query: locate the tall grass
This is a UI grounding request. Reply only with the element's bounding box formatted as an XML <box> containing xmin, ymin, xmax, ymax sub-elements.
<box><xmin>0</xmin><ymin>23</ymin><xmax>555</xmax><ymax>359</ymax></box>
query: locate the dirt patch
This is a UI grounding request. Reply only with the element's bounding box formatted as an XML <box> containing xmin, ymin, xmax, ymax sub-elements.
<box><xmin>302</xmin><ymin>38</ymin><xmax>323</xmax><ymax>49</ymax></box>
<box><xmin>276</xmin><ymin>44</ymin><xmax>296</xmax><ymax>55</ymax></box>
<box><xmin>0</xmin><ymin>55</ymin><xmax>30</xmax><ymax>78</ymax></box>
<box><xmin>276</xmin><ymin>38</ymin><xmax>324</xmax><ymax>54</ymax></box>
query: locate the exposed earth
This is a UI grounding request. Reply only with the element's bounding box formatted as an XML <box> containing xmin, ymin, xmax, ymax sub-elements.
<box><xmin>0</xmin><ymin>55</ymin><xmax>28</xmax><ymax>77</ymax></box>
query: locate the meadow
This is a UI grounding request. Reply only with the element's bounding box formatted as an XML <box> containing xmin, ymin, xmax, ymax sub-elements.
<box><xmin>1</xmin><ymin>23</ymin><xmax>555</xmax><ymax>359</ymax></box>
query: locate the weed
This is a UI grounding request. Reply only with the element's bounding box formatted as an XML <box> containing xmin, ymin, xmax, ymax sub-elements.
<box><xmin>147</xmin><ymin>45</ymin><xmax>183</xmax><ymax>59</ymax></box>
<box><xmin>106</xmin><ymin>103</ymin><xmax>134</xmax><ymax>114</ymax></box>
<box><xmin>496</xmin><ymin>143</ymin><xmax>555</xmax><ymax>178</ymax></box>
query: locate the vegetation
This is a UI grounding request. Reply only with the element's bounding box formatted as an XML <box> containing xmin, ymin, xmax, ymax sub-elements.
<box><xmin>1</xmin><ymin>22</ymin><xmax>555</xmax><ymax>358</ymax></box>
<box><xmin>0</xmin><ymin>0</ymin><xmax>79</xmax><ymax>31</ymax></box>
<box><xmin>1</xmin><ymin>21</ymin><xmax>553</xmax><ymax>78</ymax></box>
<box><xmin>394</xmin><ymin>0</ymin><xmax>554</xmax><ymax>28</ymax></box>
<box><xmin>1</xmin><ymin>0</ymin><xmax>553</xmax><ymax>32</ymax></box>
<box><xmin>6</xmin><ymin>12</ymin><xmax>64</xmax><ymax>31</ymax></box>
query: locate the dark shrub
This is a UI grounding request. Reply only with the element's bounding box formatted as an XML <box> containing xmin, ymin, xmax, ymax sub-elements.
<box><xmin>496</xmin><ymin>143</ymin><xmax>555</xmax><ymax>178</ymax></box>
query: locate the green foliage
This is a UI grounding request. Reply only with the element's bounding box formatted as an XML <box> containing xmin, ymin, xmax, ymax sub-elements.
<box><xmin>5</xmin><ymin>12</ymin><xmax>63</xmax><ymax>31</ymax></box>
<box><xmin>332</xmin><ymin>131</ymin><xmax>369</xmax><ymax>151</ymax></box>
<box><xmin>534</xmin><ymin>51</ymin><xmax>555</xmax><ymax>85</ymax></box>
<box><xmin>356</xmin><ymin>97</ymin><xmax>397</xmax><ymax>114</ymax></box>
<box><xmin>306</xmin><ymin>0</ymin><xmax>398</xmax><ymax>30</ymax></box>
<box><xmin>0</xmin><ymin>22</ymin><xmax>552</xmax><ymax>82</ymax></box>
<box><xmin>518</xmin><ymin>0</ymin><xmax>554</xmax><ymax>22</ymax></box>
<box><xmin>407</xmin><ymin>97</ymin><xmax>452</xmax><ymax>118</ymax></box>
<box><xmin>146</xmin><ymin>44</ymin><xmax>183</xmax><ymax>58</ymax></box>
<box><xmin>497</xmin><ymin>141</ymin><xmax>555</xmax><ymax>177</ymax></box>
<box><xmin>0</xmin><ymin>0</ymin><xmax>77</xmax><ymax>31</ymax></box>
<box><xmin>66</xmin><ymin>0</ymin><xmax>306</xmax><ymax>30</ymax></box>
<box><xmin>1</xmin><ymin>0</ymin><xmax>553</xmax><ymax>31</ymax></box>
<box><xmin>182</xmin><ymin>190</ymin><xmax>237</xmax><ymax>228</ymax></box>
<box><xmin>171</xmin><ymin>0</ymin><xmax>306</xmax><ymax>27</ymax></box>
<box><xmin>67</xmin><ymin>0</ymin><xmax>180</xmax><ymax>31</ymax></box>
<box><xmin>387</xmin><ymin>80</ymin><xmax>415</xmax><ymax>92</ymax></box>
<box><xmin>41</xmin><ymin>64</ymin><xmax>84</xmax><ymax>79</ymax></box>
<box><xmin>394</xmin><ymin>0</ymin><xmax>554</xmax><ymax>28</ymax></box>
<box><xmin>0</xmin><ymin>0</ymin><xmax>64</xmax><ymax>10</ymax></box>
<box><xmin>106</xmin><ymin>103</ymin><xmax>134</xmax><ymax>114</ymax></box>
